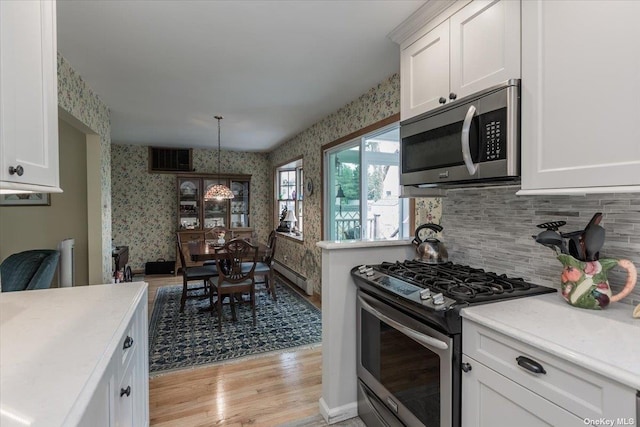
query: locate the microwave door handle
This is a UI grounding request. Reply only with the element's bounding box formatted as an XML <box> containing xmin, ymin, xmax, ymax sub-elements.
<box><xmin>461</xmin><ymin>104</ymin><xmax>478</xmax><ymax>175</ymax></box>
<box><xmin>358</xmin><ymin>295</ymin><xmax>449</xmax><ymax>351</ymax></box>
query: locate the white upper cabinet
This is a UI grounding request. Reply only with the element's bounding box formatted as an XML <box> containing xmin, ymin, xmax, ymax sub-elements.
<box><xmin>401</xmin><ymin>20</ymin><xmax>450</xmax><ymax>119</ymax></box>
<box><xmin>400</xmin><ymin>0</ymin><xmax>520</xmax><ymax>121</ymax></box>
<box><xmin>0</xmin><ymin>0</ymin><xmax>61</xmax><ymax>193</ymax></box>
<box><xmin>519</xmin><ymin>0</ymin><xmax>640</xmax><ymax>194</ymax></box>
<box><xmin>449</xmin><ymin>0</ymin><xmax>521</xmax><ymax>100</ymax></box>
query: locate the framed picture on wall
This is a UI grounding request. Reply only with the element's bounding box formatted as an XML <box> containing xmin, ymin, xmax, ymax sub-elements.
<box><xmin>0</xmin><ymin>193</ymin><xmax>50</xmax><ymax>206</ymax></box>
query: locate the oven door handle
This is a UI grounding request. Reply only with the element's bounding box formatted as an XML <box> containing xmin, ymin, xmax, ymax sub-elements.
<box><xmin>358</xmin><ymin>295</ymin><xmax>449</xmax><ymax>351</ymax></box>
<box><xmin>461</xmin><ymin>104</ymin><xmax>478</xmax><ymax>176</ymax></box>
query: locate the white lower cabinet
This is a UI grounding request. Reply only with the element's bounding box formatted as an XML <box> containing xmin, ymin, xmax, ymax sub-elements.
<box><xmin>462</xmin><ymin>354</ymin><xmax>583</xmax><ymax>426</ymax></box>
<box><xmin>80</xmin><ymin>293</ymin><xmax>149</xmax><ymax>426</ymax></box>
<box><xmin>462</xmin><ymin>320</ymin><xmax>636</xmax><ymax>427</ymax></box>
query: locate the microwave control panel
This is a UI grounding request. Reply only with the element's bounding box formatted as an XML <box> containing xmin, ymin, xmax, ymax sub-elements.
<box><xmin>479</xmin><ymin>108</ymin><xmax>507</xmax><ymax>162</ymax></box>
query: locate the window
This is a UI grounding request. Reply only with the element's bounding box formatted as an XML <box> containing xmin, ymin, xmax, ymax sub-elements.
<box><xmin>324</xmin><ymin>123</ymin><xmax>408</xmax><ymax>241</ymax></box>
<box><xmin>276</xmin><ymin>159</ymin><xmax>303</xmax><ymax>237</ymax></box>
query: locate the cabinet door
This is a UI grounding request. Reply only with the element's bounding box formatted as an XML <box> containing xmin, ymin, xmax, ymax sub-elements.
<box><xmin>461</xmin><ymin>355</ymin><xmax>584</xmax><ymax>427</ymax></box>
<box><xmin>203</xmin><ymin>178</ymin><xmax>229</xmax><ymax>228</ymax></box>
<box><xmin>0</xmin><ymin>0</ymin><xmax>60</xmax><ymax>191</ymax></box>
<box><xmin>450</xmin><ymin>0</ymin><xmax>520</xmax><ymax>100</ymax></box>
<box><xmin>178</xmin><ymin>178</ymin><xmax>201</xmax><ymax>229</ymax></box>
<box><xmin>230</xmin><ymin>180</ymin><xmax>250</xmax><ymax>228</ymax></box>
<box><xmin>401</xmin><ymin>19</ymin><xmax>450</xmax><ymax>120</ymax></box>
<box><xmin>520</xmin><ymin>0</ymin><xmax>640</xmax><ymax>193</ymax></box>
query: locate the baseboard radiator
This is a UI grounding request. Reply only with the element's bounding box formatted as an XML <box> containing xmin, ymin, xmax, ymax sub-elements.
<box><xmin>274</xmin><ymin>260</ymin><xmax>312</xmax><ymax>295</ymax></box>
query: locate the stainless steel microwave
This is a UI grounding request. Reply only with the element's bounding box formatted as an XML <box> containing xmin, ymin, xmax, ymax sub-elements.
<box><xmin>400</xmin><ymin>79</ymin><xmax>520</xmax><ymax>188</ymax></box>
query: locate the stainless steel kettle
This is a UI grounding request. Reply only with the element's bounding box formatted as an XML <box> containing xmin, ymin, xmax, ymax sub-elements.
<box><xmin>412</xmin><ymin>223</ymin><xmax>448</xmax><ymax>264</ymax></box>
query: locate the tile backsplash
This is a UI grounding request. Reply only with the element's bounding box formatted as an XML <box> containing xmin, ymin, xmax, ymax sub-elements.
<box><xmin>442</xmin><ymin>186</ymin><xmax>640</xmax><ymax>307</ymax></box>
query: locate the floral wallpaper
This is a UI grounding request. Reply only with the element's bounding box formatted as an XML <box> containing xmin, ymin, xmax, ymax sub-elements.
<box><xmin>414</xmin><ymin>198</ymin><xmax>443</xmax><ymax>239</ymax></box>
<box><xmin>268</xmin><ymin>73</ymin><xmax>441</xmax><ymax>294</ymax></box>
<box><xmin>111</xmin><ymin>145</ymin><xmax>271</xmax><ymax>270</ymax></box>
<box><xmin>57</xmin><ymin>54</ymin><xmax>113</xmax><ymax>283</ymax></box>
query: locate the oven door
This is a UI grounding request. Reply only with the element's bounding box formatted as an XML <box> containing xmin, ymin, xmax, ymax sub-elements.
<box><xmin>357</xmin><ymin>290</ymin><xmax>453</xmax><ymax>427</ymax></box>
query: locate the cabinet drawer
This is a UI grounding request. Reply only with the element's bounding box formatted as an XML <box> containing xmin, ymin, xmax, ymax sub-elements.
<box><xmin>463</xmin><ymin>320</ymin><xmax>636</xmax><ymax>421</ymax></box>
<box><xmin>116</xmin><ymin>310</ymin><xmax>140</xmax><ymax>376</ymax></box>
<box><xmin>461</xmin><ymin>354</ymin><xmax>584</xmax><ymax>427</ymax></box>
<box><xmin>180</xmin><ymin>232</ymin><xmax>203</xmax><ymax>242</ymax></box>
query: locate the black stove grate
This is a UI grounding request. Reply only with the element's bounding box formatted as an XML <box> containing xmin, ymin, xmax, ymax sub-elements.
<box><xmin>375</xmin><ymin>260</ymin><xmax>547</xmax><ymax>303</ymax></box>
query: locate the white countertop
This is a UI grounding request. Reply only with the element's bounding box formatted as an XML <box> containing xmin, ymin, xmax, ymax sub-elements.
<box><xmin>317</xmin><ymin>238</ymin><xmax>413</xmax><ymax>250</ymax></box>
<box><xmin>461</xmin><ymin>293</ymin><xmax>640</xmax><ymax>390</ymax></box>
<box><xmin>0</xmin><ymin>282</ymin><xmax>147</xmax><ymax>427</ymax></box>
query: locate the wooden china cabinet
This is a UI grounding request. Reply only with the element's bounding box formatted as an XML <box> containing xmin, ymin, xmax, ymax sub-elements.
<box><xmin>176</xmin><ymin>173</ymin><xmax>252</xmax><ymax>269</ymax></box>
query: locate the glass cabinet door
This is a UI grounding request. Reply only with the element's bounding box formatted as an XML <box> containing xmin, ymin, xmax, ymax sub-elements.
<box><xmin>203</xmin><ymin>178</ymin><xmax>228</xmax><ymax>228</ymax></box>
<box><xmin>230</xmin><ymin>180</ymin><xmax>250</xmax><ymax>228</ymax></box>
<box><xmin>178</xmin><ymin>178</ymin><xmax>201</xmax><ymax>229</ymax></box>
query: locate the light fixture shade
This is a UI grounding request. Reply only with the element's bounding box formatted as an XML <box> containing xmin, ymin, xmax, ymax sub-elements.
<box><xmin>336</xmin><ymin>185</ymin><xmax>346</xmax><ymax>199</ymax></box>
<box><xmin>205</xmin><ymin>184</ymin><xmax>234</xmax><ymax>200</ymax></box>
<box><xmin>284</xmin><ymin>209</ymin><xmax>297</xmax><ymax>223</ymax></box>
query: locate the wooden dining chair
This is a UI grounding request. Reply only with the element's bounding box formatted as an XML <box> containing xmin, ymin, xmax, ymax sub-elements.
<box><xmin>242</xmin><ymin>229</ymin><xmax>278</xmax><ymax>300</ymax></box>
<box><xmin>176</xmin><ymin>233</ymin><xmax>219</xmax><ymax>312</ymax></box>
<box><xmin>210</xmin><ymin>238</ymin><xmax>258</xmax><ymax>331</ymax></box>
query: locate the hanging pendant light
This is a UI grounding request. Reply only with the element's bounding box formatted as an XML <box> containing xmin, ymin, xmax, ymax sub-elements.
<box><xmin>204</xmin><ymin>115</ymin><xmax>234</xmax><ymax>200</ymax></box>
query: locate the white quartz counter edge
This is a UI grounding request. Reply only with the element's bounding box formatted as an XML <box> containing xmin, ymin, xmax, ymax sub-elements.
<box><xmin>460</xmin><ymin>293</ymin><xmax>640</xmax><ymax>390</ymax></box>
<box><xmin>317</xmin><ymin>238</ymin><xmax>413</xmax><ymax>250</ymax></box>
<box><xmin>0</xmin><ymin>282</ymin><xmax>147</xmax><ymax>427</ymax></box>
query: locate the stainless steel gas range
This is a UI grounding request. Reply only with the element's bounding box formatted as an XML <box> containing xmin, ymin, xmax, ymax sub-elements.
<box><xmin>351</xmin><ymin>260</ymin><xmax>556</xmax><ymax>427</ymax></box>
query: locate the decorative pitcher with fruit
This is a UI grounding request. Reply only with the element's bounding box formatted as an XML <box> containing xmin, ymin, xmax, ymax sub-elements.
<box><xmin>558</xmin><ymin>254</ymin><xmax>637</xmax><ymax>309</ymax></box>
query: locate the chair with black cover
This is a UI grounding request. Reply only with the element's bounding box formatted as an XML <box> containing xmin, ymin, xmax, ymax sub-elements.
<box><xmin>210</xmin><ymin>238</ymin><xmax>258</xmax><ymax>331</ymax></box>
<box><xmin>242</xmin><ymin>229</ymin><xmax>278</xmax><ymax>300</ymax></box>
<box><xmin>0</xmin><ymin>249</ymin><xmax>60</xmax><ymax>292</ymax></box>
<box><xmin>176</xmin><ymin>233</ymin><xmax>219</xmax><ymax>312</ymax></box>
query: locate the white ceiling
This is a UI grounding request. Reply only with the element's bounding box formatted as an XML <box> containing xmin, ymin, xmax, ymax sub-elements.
<box><xmin>56</xmin><ymin>0</ymin><xmax>425</xmax><ymax>152</ymax></box>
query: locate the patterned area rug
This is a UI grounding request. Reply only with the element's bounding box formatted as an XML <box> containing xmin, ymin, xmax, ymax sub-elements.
<box><xmin>148</xmin><ymin>280</ymin><xmax>322</xmax><ymax>375</ymax></box>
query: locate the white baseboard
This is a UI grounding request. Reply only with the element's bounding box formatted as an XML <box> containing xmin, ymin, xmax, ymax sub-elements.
<box><xmin>274</xmin><ymin>260</ymin><xmax>312</xmax><ymax>295</ymax></box>
<box><xmin>319</xmin><ymin>398</ymin><xmax>358</xmax><ymax>424</ymax></box>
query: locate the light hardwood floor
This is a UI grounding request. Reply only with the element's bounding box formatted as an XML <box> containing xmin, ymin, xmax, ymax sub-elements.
<box><xmin>144</xmin><ymin>274</ymin><xmax>323</xmax><ymax>427</ymax></box>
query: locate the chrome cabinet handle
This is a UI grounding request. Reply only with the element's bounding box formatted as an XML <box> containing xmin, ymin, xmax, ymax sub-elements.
<box><xmin>8</xmin><ymin>165</ymin><xmax>24</xmax><ymax>176</ymax></box>
<box><xmin>439</xmin><ymin>97</ymin><xmax>447</xmax><ymax>104</ymax></box>
<box><xmin>461</xmin><ymin>104</ymin><xmax>478</xmax><ymax>175</ymax></box>
<box><xmin>516</xmin><ymin>356</ymin><xmax>546</xmax><ymax>375</ymax></box>
<box><xmin>461</xmin><ymin>362</ymin><xmax>472</xmax><ymax>372</ymax></box>
<box><xmin>449</xmin><ymin>92</ymin><xmax>457</xmax><ymax>100</ymax></box>
<box><xmin>123</xmin><ymin>335</ymin><xmax>134</xmax><ymax>350</ymax></box>
<box><xmin>120</xmin><ymin>386</ymin><xmax>131</xmax><ymax>397</ymax></box>
<box><xmin>358</xmin><ymin>295</ymin><xmax>448</xmax><ymax>351</ymax></box>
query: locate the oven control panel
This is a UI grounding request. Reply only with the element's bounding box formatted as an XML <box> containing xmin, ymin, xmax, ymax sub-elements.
<box><xmin>354</xmin><ymin>265</ymin><xmax>456</xmax><ymax>311</ymax></box>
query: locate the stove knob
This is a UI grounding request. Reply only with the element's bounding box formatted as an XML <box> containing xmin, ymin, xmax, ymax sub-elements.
<box><xmin>419</xmin><ymin>289</ymin><xmax>432</xmax><ymax>300</ymax></box>
<box><xmin>365</xmin><ymin>270</ymin><xmax>375</xmax><ymax>277</ymax></box>
<box><xmin>432</xmin><ymin>293</ymin><xmax>445</xmax><ymax>305</ymax></box>
<box><xmin>462</xmin><ymin>363</ymin><xmax>472</xmax><ymax>373</ymax></box>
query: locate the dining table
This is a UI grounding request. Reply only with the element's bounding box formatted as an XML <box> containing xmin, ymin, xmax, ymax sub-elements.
<box><xmin>188</xmin><ymin>239</ymin><xmax>269</xmax><ymax>263</ymax></box>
